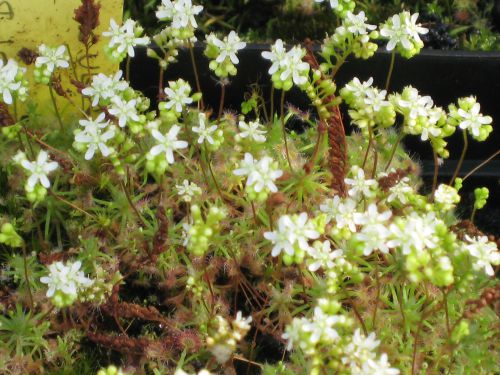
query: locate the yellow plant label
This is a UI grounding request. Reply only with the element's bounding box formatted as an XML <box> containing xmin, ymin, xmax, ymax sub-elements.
<box><xmin>0</xmin><ymin>0</ymin><xmax>123</xmax><ymax>119</ymax></box>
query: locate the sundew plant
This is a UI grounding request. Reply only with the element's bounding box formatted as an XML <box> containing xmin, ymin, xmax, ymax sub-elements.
<box><xmin>0</xmin><ymin>0</ymin><xmax>498</xmax><ymax>374</ymax></box>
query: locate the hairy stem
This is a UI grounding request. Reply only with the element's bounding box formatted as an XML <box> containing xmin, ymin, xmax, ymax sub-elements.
<box><xmin>217</xmin><ymin>83</ymin><xmax>225</xmax><ymax>122</ymax></box>
<box><xmin>449</xmin><ymin>130</ymin><xmax>468</xmax><ymax>185</ymax></box>
<box><xmin>384</xmin><ymin>132</ymin><xmax>405</xmax><ymax>171</ymax></box>
<box><xmin>49</xmin><ymin>85</ymin><xmax>64</xmax><ymax>131</ymax></box>
<box><xmin>385</xmin><ymin>51</ymin><xmax>396</xmax><ymax>92</ymax></box>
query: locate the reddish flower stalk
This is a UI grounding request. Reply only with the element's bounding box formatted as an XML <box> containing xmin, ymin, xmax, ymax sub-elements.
<box><xmin>303</xmin><ymin>41</ymin><xmax>348</xmax><ymax>197</ymax></box>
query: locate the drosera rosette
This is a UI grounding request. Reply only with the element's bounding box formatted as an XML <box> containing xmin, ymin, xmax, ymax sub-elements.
<box><xmin>0</xmin><ymin>58</ymin><xmax>29</xmax><ymax>105</ymax></box>
<box><xmin>40</xmin><ymin>260</ymin><xmax>94</xmax><ymax>308</ymax></box>
<box><xmin>14</xmin><ymin>150</ymin><xmax>59</xmax><ymax>203</ymax></box>
<box><xmin>102</xmin><ymin>18</ymin><xmax>150</xmax><ymax>62</ymax></box>
<box><xmin>204</xmin><ymin>31</ymin><xmax>247</xmax><ymax>79</ymax></box>
<box><xmin>379</xmin><ymin>11</ymin><xmax>429</xmax><ymax>58</ymax></box>
<box><xmin>34</xmin><ymin>44</ymin><xmax>70</xmax><ymax>84</ymax></box>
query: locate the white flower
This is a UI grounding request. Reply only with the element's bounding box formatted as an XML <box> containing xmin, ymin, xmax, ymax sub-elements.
<box><xmin>103</xmin><ymin>18</ymin><xmax>150</xmax><ymax>58</ymax></box>
<box><xmin>280</xmin><ymin>46</ymin><xmax>310</xmax><ymax>86</ymax></box>
<box><xmin>176</xmin><ymin>179</ymin><xmax>202</xmax><ymax>202</ymax></box>
<box><xmin>457</xmin><ymin>102</ymin><xmax>493</xmax><ymax>138</ymax></box>
<box><xmin>387</xmin><ymin>177</ymin><xmax>413</xmax><ymax>204</ymax></box>
<box><xmin>345</xmin><ymin>11</ymin><xmax>377</xmax><ymax>36</ymax></box>
<box><xmin>149</xmin><ymin>125</ymin><xmax>188</xmax><ymax>164</ymax></box>
<box><xmin>353</xmin><ymin>204</ymin><xmax>392</xmax><ymax>255</ymax></box>
<box><xmin>308</xmin><ymin>241</ymin><xmax>344</xmax><ymax>272</ymax></box>
<box><xmin>343</xmin><ymin>329</ymin><xmax>380</xmax><ymax>372</ymax></box>
<box><xmin>108</xmin><ymin>96</ymin><xmax>140</xmax><ymax>128</ymax></box>
<box><xmin>387</xmin><ymin>212</ymin><xmax>440</xmax><ymax>255</ymax></box>
<box><xmin>192</xmin><ymin>113</ymin><xmax>218</xmax><ymax>144</ymax></box>
<box><xmin>35</xmin><ymin>44</ymin><xmax>69</xmax><ymax>73</ymax></box>
<box><xmin>233</xmin><ymin>154</ymin><xmax>283</xmax><ymax>194</ymax></box>
<box><xmin>238</xmin><ymin>120</ymin><xmax>267</xmax><ymax>143</ymax></box>
<box><xmin>342</xmin><ymin>77</ymin><xmax>374</xmax><ymax>104</ymax></box>
<box><xmin>264</xmin><ymin>213</ymin><xmax>319</xmax><ymax>257</ymax></box>
<box><xmin>232</xmin><ymin>311</ymin><xmax>252</xmax><ymax>338</ymax></box>
<box><xmin>0</xmin><ymin>59</ymin><xmax>22</xmax><ymax>105</ymax></box>
<box><xmin>212</xmin><ymin>31</ymin><xmax>246</xmax><ymax>64</ymax></box>
<box><xmin>464</xmin><ymin>235</ymin><xmax>499</xmax><ymax>276</ymax></box>
<box><xmin>359</xmin><ymin>353</ymin><xmax>400</xmax><ymax>375</ymax></box>
<box><xmin>320</xmin><ymin>196</ymin><xmax>358</xmax><ymax>232</ymax></box>
<box><xmin>76</xmin><ymin>113</ymin><xmax>115</xmax><ymax>160</ymax></box>
<box><xmin>156</xmin><ymin>0</ymin><xmax>203</xmax><ymax>29</ymax></box>
<box><xmin>314</xmin><ymin>0</ymin><xmax>339</xmax><ymax>9</ymax></box>
<box><xmin>164</xmin><ymin>79</ymin><xmax>193</xmax><ymax>113</ymax></box>
<box><xmin>20</xmin><ymin>150</ymin><xmax>59</xmax><ymax>192</ymax></box>
<box><xmin>233</xmin><ymin>152</ymin><xmax>257</xmax><ymax>177</ymax></box>
<box><xmin>82</xmin><ymin>71</ymin><xmax>128</xmax><ymax>107</ymax></box>
<box><xmin>261</xmin><ymin>39</ymin><xmax>287</xmax><ymax>75</ymax></box>
<box><xmin>380</xmin><ymin>12</ymin><xmax>428</xmax><ymax>52</ymax></box>
<box><xmin>303</xmin><ymin>307</ymin><xmax>341</xmax><ymax>344</ymax></box>
<box><xmin>40</xmin><ymin>260</ymin><xmax>93</xmax><ymax>299</ymax></box>
<box><xmin>345</xmin><ymin>166</ymin><xmax>378</xmax><ymax>199</ymax></box>
<box><xmin>434</xmin><ymin>184</ymin><xmax>460</xmax><ymax>210</ymax></box>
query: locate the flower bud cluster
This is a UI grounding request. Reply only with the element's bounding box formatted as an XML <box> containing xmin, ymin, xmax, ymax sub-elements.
<box><xmin>315</xmin><ymin>0</ymin><xmax>356</xmax><ymax>18</ymax></box>
<box><xmin>204</xmin><ymin>31</ymin><xmax>246</xmax><ymax>78</ymax></box>
<box><xmin>340</xmin><ymin>77</ymin><xmax>395</xmax><ymax>130</ymax></box>
<box><xmin>0</xmin><ymin>222</ymin><xmax>24</xmax><ymax>248</ymax></box>
<box><xmin>0</xmin><ymin>59</ymin><xmax>28</xmax><ymax>104</ymax></box>
<box><xmin>207</xmin><ymin>311</ymin><xmax>252</xmax><ymax>364</ymax></box>
<box><xmin>156</xmin><ymin>0</ymin><xmax>203</xmax><ymax>41</ymax></box>
<box><xmin>261</xmin><ymin>40</ymin><xmax>310</xmax><ymax>91</ymax></box>
<box><xmin>103</xmin><ymin>19</ymin><xmax>150</xmax><ymax>62</ymax></box>
<box><xmin>184</xmin><ymin>205</ymin><xmax>226</xmax><ymax>257</ymax></box>
<box><xmin>34</xmin><ymin>44</ymin><xmax>69</xmax><ymax>84</ymax></box>
<box><xmin>380</xmin><ymin>11</ymin><xmax>428</xmax><ymax>58</ymax></box>
<box><xmin>448</xmin><ymin>96</ymin><xmax>493</xmax><ymax>141</ymax></box>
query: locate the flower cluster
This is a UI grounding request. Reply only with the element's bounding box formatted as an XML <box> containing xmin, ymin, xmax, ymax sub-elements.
<box><xmin>176</xmin><ymin>179</ymin><xmax>202</xmax><ymax>202</ymax></box>
<box><xmin>82</xmin><ymin>71</ymin><xmax>129</xmax><ymax>107</ymax></box>
<box><xmin>103</xmin><ymin>19</ymin><xmax>150</xmax><ymax>62</ymax></box>
<box><xmin>156</xmin><ymin>0</ymin><xmax>203</xmax><ymax>40</ymax></box>
<box><xmin>40</xmin><ymin>260</ymin><xmax>94</xmax><ymax>308</ymax></box>
<box><xmin>448</xmin><ymin>96</ymin><xmax>493</xmax><ymax>141</ymax></box>
<box><xmin>34</xmin><ymin>44</ymin><xmax>69</xmax><ymax>84</ymax></box>
<box><xmin>15</xmin><ymin>150</ymin><xmax>59</xmax><ymax>202</ymax></box>
<box><xmin>314</xmin><ymin>0</ymin><xmax>356</xmax><ymax>18</ymax></box>
<box><xmin>207</xmin><ymin>312</ymin><xmax>252</xmax><ymax>364</ymax></box>
<box><xmin>340</xmin><ymin>77</ymin><xmax>395</xmax><ymax>130</ymax></box>
<box><xmin>0</xmin><ymin>59</ymin><xmax>28</xmax><ymax>104</ymax></box>
<box><xmin>380</xmin><ymin>11</ymin><xmax>428</xmax><ymax>58</ymax></box>
<box><xmin>204</xmin><ymin>31</ymin><xmax>246</xmax><ymax>78</ymax></box>
<box><xmin>233</xmin><ymin>153</ymin><xmax>283</xmax><ymax>202</ymax></box>
<box><xmin>236</xmin><ymin>119</ymin><xmax>267</xmax><ymax>144</ymax></box>
<box><xmin>261</xmin><ymin>40</ymin><xmax>310</xmax><ymax>91</ymax></box>
<box><xmin>146</xmin><ymin>125</ymin><xmax>188</xmax><ymax>174</ymax></box>
<box><xmin>264</xmin><ymin>212</ymin><xmax>320</xmax><ymax>265</ymax></box>
<box><xmin>184</xmin><ymin>204</ymin><xmax>226</xmax><ymax>257</ymax></box>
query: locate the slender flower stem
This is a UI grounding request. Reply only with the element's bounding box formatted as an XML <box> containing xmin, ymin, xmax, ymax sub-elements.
<box><xmin>371</xmin><ymin>133</ymin><xmax>379</xmax><ymax>179</ymax></box>
<box><xmin>443</xmin><ymin>289</ymin><xmax>451</xmax><ymax>336</ymax></box>
<box><xmin>203</xmin><ymin>143</ymin><xmax>225</xmax><ymax>203</ymax></box>
<box><xmin>48</xmin><ymin>190</ymin><xmax>97</xmax><ymax>220</ymax></box>
<box><xmin>385</xmin><ymin>51</ymin><xmax>396</xmax><ymax>92</ymax></box>
<box><xmin>372</xmin><ymin>267</ymin><xmax>381</xmax><ymax>329</ymax></box>
<box><xmin>22</xmin><ymin>245</ymin><xmax>34</xmax><ymax>310</ymax></box>
<box><xmin>270</xmin><ymin>84</ymin><xmax>275</xmax><ymax>123</ymax></box>
<box><xmin>449</xmin><ymin>131</ymin><xmax>468</xmax><ymax>185</ymax></box>
<box><xmin>217</xmin><ymin>83</ymin><xmax>226</xmax><ymax>122</ymax></box>
<box><xmin>432</xmin><ymin>149</ymin><xmax>439</xmax><ymax>197</ymax></box>
<box><xmin>351</xmin><ymin>301</ymin><xmax>368</xmax><ymax>336</ymax></box>
<box><xmin>280</xmin><ymin>90</ymin><xmax>293</xmax><ymax>171</ymax></box>
<box><xmin>49</xmin><ymin>85</ymin><xmax>64</xmax><ymax>131</ymax></box>
<box><xmin>384</xmin><ymin>132</ymin><xmax>405</xmax><ymax>171</ymax></box>
<box><xmin>362</xmin><ymin>127</ymin><xmax>374</xmax><ymax>170</ymax></box>
<box><xmin>462</xmin><ymin>149</ymin><xmax>499</xmax><ymax>181</ymax></box>
<box><xmin>120</xmin><ymin>180</ymin><xmax>147</xmax><ymax>227</ymax></box>
<box><xmin>125</xmin><ymin>56</ymin><xmax>131</xmax><ymax>82</ymax></box>
<box><xmin>250</xmin><ymin>201</ymin><xmax>258</xmax><ymax>226</ymax></box>
<box><xmin>188</xmin><ymin>40</ymin><xmax>204</xmax><ymax>109</ymax></box>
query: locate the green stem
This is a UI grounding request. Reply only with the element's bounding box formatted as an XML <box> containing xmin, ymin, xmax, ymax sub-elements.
<box><xmin>217</xmin><ymin>83</ymin><xmax>225</xmax><ymax>122</ymax></box>
<box><xmin>203</xmin><ymin>143</ymin><xmax>225</xmax><ymax>203</ymax></box>
<box><xmin>362</xmin><ymin>127</ymin><xmax>374</xmax><ymax>170</ymax></box>
<box><xmin>49</xmin><ymin>85</ymin><xmax>64</xmax><ymax>131</ymax></box>
<box><xmin>385</xmin><ymin>51</ymin><xmax>396</xmax><ymax>92</ymax></box>
<box><xmin>270</xmin><ymin>84</ymin><xmax>275</xmax><ymax>124</ymax></box>
<box><xmin>449</xmin><ymin>130</ymin><xmax>468</xmax><ymax>185</ymax></box>
<box><xmin>432</xmin><ymin>149</ymin><xmax>439</xmax><ymax>197</ymax></box>
<box><xmin>384</xmin><ymin>133</ymin><xmax>405</xmax><ymax>171</ymax></box>
<box><xmin>280</xmin><ymin>90</ymin><xmax>293</xmax><ymax>171</ymax></box>
<box><xmin>22</xmin><ymin>245</ymin><xmax>34</xmax><ymax>310</ymax></box>
<box><xmin>125</xmin><ymin>56</ymin><xmax>131</xmax><ymax>82</ymax></box>
<box><xmin>188</xmin><ymin>40</ymin><xmax>204</xmax><ymax>109</ymax></box>
<box><xmin>470</xmin><ymin>207</ymin><xmax>477</xmax><ymax>224</ymax></box>
<box><xmin>120</xmin><ymin>180</ymin><xmax>147</xmax><ymax>227</ymax></box>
